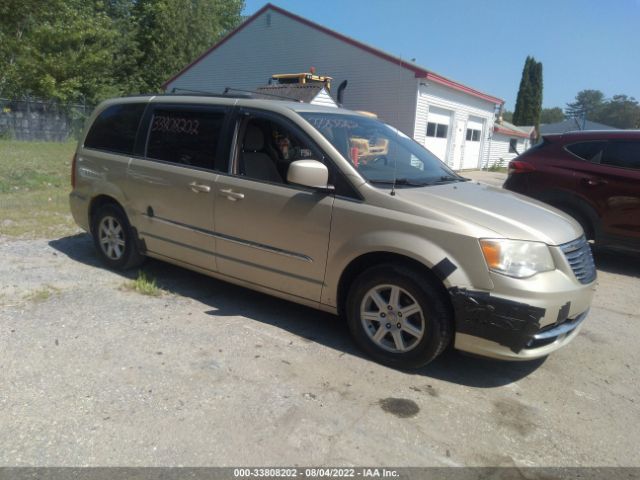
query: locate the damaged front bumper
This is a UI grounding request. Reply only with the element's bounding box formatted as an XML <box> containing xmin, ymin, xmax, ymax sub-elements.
<box><xmin>449</xmin><ymin>281</ymin><xmax>594</xmax><ymax>361</ymax></box>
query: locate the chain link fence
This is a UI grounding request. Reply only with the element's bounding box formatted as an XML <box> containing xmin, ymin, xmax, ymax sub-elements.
<box><xmin>0</xmin><ymin>97</ymin><xmax>94</xmax><ymax>142</ymax></box>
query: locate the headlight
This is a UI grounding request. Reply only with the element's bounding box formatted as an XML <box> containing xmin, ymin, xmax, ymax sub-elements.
<box><xmin>480</xmin><ymin>239</ymin><xmax>555</xmax><ymax>278</ymax></box>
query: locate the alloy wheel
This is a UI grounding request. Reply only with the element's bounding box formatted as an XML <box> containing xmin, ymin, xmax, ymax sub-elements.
<box><xmin>98</xmin><ymin>215</ymin><xmax>125</xmax><ymax>261</ymax></box>
<box><xmin>360</xmin><ymin>284</ymin><xmax>425</xmax><ymax>353</ymax></box>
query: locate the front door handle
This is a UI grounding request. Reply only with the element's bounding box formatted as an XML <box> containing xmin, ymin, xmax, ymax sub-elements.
<box><xmin>220</xmin><ymin>188</ymin><xmax>245</xmax><ymax>201</ymax></box>
<box><xmin>189</xmin><ymin>181</ymin><xmax>211</xmax><ymax>193</ymax></box>
<box><xmin>581</xmin><ymin>178</ymin><xmax>607</xmax><ymax>187</ymax></box>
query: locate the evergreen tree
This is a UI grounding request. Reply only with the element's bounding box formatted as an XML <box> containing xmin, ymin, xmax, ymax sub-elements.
<box><xmin>530</xmin><ymin>60</ymin><xmax>543</xmax><ymax>130</ymax></box>
<box><xmin>512</xmin><ymin>57</ymin><xmax>532</xmax><ymax>126</ymax></box>
<box><xmin>512</xmin><ymin>56</ymin><xmax>543</xmax><ymax>129</ymax></box>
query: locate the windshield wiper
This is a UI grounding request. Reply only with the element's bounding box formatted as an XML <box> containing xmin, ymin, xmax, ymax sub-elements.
<box><xmin>369</xmin><ymin>178</ymin><xmax>427</xmax><ymax>186</ymax></box>
<box><xmin>424</xmin><ymin>175</ymin><xmax>467</xmax><ymax>185</ymax></box>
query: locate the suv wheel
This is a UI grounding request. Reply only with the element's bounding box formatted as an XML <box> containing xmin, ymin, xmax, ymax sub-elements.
<box><xmin>92</xmin><ymin>204</ymin><xmax>144</xmax><ymax>270</ymax></box>
<box><xmin>346</xmin><ymin>264</ymin><xmax>452</xmax><ymax>369</ymax></box>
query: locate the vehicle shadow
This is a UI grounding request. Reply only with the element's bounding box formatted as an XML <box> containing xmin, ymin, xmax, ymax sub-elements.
<box><xmin>593</xmin><ymin>246</ymin><xmax>640</xmax><ymax>278</ymax></box>
<box><xmin>48</xmin><ymin>233</ymin><xmax>544</xmax><ymax>388</ymax></box>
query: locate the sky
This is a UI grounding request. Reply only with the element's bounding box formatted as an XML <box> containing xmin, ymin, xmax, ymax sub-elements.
<box><xmin>242</xmin><ymin>0</ymin><xmax>640</xmax><ymax>111</ymax></box>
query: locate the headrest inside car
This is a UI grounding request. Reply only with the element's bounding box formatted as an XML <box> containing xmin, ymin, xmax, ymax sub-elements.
<box><xmin>244</xmin><ymin>125</ymin><xmax>264</xmax><ymax>151</ymax></box>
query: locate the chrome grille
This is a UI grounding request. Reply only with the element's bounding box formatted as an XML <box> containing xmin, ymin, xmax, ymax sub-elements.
<box><xmin>560</xmin><ymin>236</ymin><xmax>596</xmax><ymax>284</ymax></box>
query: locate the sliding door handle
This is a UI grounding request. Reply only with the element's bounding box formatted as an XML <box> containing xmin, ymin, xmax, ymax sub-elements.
<box><xmin>220</xmin><ymin>188</ymin><xmax>245</xmax><ymax>201</ymax></box>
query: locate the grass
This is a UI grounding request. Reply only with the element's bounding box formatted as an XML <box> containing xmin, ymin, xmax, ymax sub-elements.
<box><xmin>0</xmin><ymin>140</ymin><xmax>79</xmax><ymax>238</ymax></box>
<box><xmin>487</xmin><ymin>163</ymin><xmax>508</xmax><ymax>173</ymax></box>
<box><xmin>23</xmin><ymin>285</ymin><xmax>61</xmax><ymax>303</ymax></box>
<box><xmin>123</xmin><ymin>270</ymin><xmax>163</xmax><ymax>297</ymax></box>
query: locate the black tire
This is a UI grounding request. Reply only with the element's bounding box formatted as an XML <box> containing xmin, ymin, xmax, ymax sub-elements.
<box><xmin>91</xmin><ymin>203</ymin><xmax>144</xmax><ymax>270</ymax></box>
<box><xmin>346</xmin><ymin>263</ymin><xmax>453</xmax><ymax>369</ymax></box>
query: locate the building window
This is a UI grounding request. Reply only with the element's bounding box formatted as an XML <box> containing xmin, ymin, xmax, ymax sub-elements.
<box><xmin>466</xmin><ymin>129</ymin><xmax>481</xmax><ymax>142</ymax></box>
<box><xmin>509</xmin><ymin>138</ymin><xmax>519</xmax><ymax>154</ymax></box>
<box><xmin>427</xmin><ymin>122</ymin><xmax>448</xmax><ymax>138</ymax></box>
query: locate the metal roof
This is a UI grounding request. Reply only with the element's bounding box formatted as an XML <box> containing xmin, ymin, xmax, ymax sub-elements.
<box><xmin>494</xmin><ymin>120</ymin><xmax>533</xmax><ymax>139</ymax></box>
<box><xmin>539</xmin><ymin>118</ymin><xmax>617</xmax><ymax>135</ymax></box>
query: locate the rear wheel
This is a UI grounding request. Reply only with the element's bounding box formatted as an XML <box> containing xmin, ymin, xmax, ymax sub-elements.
<box><xmin>91</xmin><ymin>204</ymin><xmax>144</xmax><ymax>270</ymax></box>
<box><xmin>346</xmin><ymin>264</ymin><xmax>452</xmax><ymax>369</ymax></box>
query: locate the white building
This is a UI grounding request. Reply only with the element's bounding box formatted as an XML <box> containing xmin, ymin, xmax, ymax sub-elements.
<box><xmin>163</xmin><ymin>3</ymin><xmax>504</xmax><ymax>170</ymax></box>
<box><xmin>487</xmin><ymin>121</ymin><xmax>535</xmax><ymax>168</ymax></box>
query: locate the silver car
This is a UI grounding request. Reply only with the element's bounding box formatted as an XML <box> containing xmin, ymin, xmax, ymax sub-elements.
<box><xmin>69</xmin><ymin>95</ymin><xmax>596</xmax><ymax>368</ymax></box>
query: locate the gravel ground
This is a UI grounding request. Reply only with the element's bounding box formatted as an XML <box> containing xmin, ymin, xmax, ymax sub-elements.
<box><xmin>1</xmin><ymin>233</ymin><xmax>639</xmax><ymax>467</ymax></box>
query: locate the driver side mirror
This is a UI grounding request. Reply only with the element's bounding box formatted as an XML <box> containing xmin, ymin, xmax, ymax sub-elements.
<box><xmin>287</xmin><ymin>160</ymin><xmax>332</xmax><ymax>190</ymax></box>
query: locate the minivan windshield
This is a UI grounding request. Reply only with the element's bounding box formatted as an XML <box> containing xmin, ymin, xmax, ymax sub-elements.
<box><xmin>301</xmin><ymin>113</ymin><xmax>463</xmax><ymax>186</ymax></box>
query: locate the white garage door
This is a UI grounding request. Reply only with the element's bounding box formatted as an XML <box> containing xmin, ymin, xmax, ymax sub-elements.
<box><xmin>462</xmin><ymin>116</ymin><xmax>484</xmax><ymax>169</ymax></box>
<box><xmin>424</xmin><ymin>107</ymin><xmax>452</xmax><ymax>162</ymax></box>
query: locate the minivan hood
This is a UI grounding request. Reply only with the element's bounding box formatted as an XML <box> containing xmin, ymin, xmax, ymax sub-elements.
<box><xmin>395</xmin><ymin>181</ymin><xmax>582</xmax><ymax>245</ymax></box>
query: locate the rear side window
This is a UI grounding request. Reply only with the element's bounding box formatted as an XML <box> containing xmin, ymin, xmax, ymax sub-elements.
<box><xmin>565</xmin><ymin>141</ymin><xmax>606</xmax><ymax>162</ymax></box>
<box><xmin>602</xmin><ymin>141</ymin><xmax>640</xmax><ymax>170</ymax></box>
<box><xmin>146</xmin><ymin>108</ymin><xmax>226</xmax><ymax>170</ymax></box>
<box><xmin>85</xmin><ymin>103</ymin><xmax>146</xmax><ymax>154</ymax></box>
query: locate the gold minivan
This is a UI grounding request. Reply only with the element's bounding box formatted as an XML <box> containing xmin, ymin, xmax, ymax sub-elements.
<box><xmin>70</xmin><ymin>95</ymin><xmax>596</xmax><ymax>368</ymax></box>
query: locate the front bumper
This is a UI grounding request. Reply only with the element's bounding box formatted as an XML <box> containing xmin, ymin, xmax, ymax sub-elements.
<box><xmin>453</xmin><ymin>302</ymin><xmax>590</xmax><ymax>361</ymax></box>
<box><xmin>449</xmin><ymin>239</ymin><xmax>596</xmax><ymax>361</ymax></box>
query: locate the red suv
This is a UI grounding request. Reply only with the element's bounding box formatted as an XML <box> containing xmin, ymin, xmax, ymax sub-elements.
<box><xmin>504</xmin><ymin>130</ymin><xmax>640</xmax><ymax>252</ymax></box>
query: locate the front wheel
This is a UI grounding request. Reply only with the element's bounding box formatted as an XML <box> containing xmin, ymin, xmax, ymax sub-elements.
<box><xmin>346</xmin><ymin>264</ymin><xmax>453</xmax><ymax>369</ymax></box>
<box><xmin>91</xmin><ymin>204</ymin><xmax>144</xmax><ymax>270</ymax></box>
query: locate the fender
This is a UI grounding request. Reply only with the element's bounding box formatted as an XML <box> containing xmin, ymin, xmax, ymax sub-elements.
<box><xmin>321</xmin><ymin>230</ymin><xmax>494</xmax><ymax>307</ymax></box>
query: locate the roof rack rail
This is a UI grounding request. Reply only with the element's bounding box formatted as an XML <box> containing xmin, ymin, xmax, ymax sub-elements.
<box><xmin>224</xmin><ymin>87</ymin><xmax>302</xmax><ymax>102</ymax></box>
<box><xmin>164</xmin><ymin>86</ymin><xmax>303</xmax><ymax>102</ymax></box>
<box><xmin>168</xmin><ymin>87</ymin><xmax>253</xmax><ymax>99</ymax></box>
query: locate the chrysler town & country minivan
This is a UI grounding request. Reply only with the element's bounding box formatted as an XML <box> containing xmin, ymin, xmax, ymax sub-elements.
<box><xmin>69</xmin><ymin>95</ymin><xmax>596</xmax><ymax>368</ymax></box>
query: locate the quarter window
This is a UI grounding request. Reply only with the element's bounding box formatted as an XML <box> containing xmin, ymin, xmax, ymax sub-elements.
<box><xmin>601</xmin><ymin>142</ymin><xmax>640</xmax><ymax>170</ymax></box>
<box><xmin>146</xmin><ymin>109</ymin><xmax>226</xmax><ymax>170</ymax></box>
<box><xmin>565</xmin><ymin>141</ymin><xmax>606</xmax><ymax>162</ymax></box>
<box><xmin>427</xmin><ymin>122</ymin><xmax>448</xmax><ymax>138</ymax></box>
<box><xmin>84</xmin><ymin>103</ymin><xmax>146</xmax><ymax>154</ymax></box>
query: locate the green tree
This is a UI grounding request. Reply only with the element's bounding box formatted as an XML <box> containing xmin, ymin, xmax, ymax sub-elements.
<box><xmin>0</xmin><ymin>0</ymin><xmax>123</xmax><ymax>103</ymax></box>
<box><xmin>540</xmin><ymin>107</ymin><xmax>565</xmax><ymax>124</ymax></box>
<box><xmin>512</xmin><ymin>56</ymin><xmax>543</xmax><ymax>129</ymax></box>
<box><xmin>512</xmin><ymin>57</ymin><xmax>532</xmax><ymax>126</ymax></box>
<box><xmin>0</xmin><ymin>0</ymin><xmax>58</xmax><ymax>98</ymax></box>
<box><xmin>530</xmin><ymin>60</ymin><xmax>543</xmax><ymax>129</ymax></box>
<box><xmin>593</xmin><ymin>95</ymin><xmax>640</xmax><ymax>129</ymax></box>
<box><xmin>134</xmin><ymin>0</ymin><xmax>244</xmax><ymax>93</ymax></box>
<box><xmin>0</xmin><ymin>0</ymin><xmax>244</xmax><ymax>101</ymax></box>
<box><xmin>565</xmin><ymin>89</ymin><xmax>605</xmax><ymax>119</ymax></box>
<box><xmin>104</xmin><ymin>0</ymin><xmax>144</xmax><ymax>96</ymax></box>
